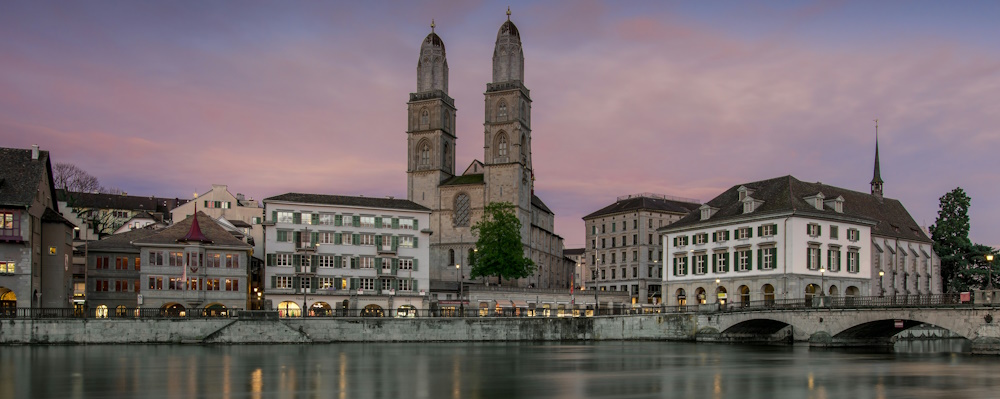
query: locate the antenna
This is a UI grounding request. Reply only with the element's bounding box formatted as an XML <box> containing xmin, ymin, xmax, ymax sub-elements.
<box><xmin>431</xmin><ymin>19</ymin><xmax>435</xmax><ymax>33</ymax></box>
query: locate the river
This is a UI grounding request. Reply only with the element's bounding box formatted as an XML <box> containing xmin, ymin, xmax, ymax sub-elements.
<box><xmin>1</xmin><ymin>340</ymin><xmax>996</xmax><ymax>399</ymax></box>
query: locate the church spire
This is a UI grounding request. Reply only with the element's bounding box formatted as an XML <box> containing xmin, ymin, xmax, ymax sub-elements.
<box><xmin>870</xmin><ymin>119</ymin><xmax>884</xmax><ymax>198</ymax></box>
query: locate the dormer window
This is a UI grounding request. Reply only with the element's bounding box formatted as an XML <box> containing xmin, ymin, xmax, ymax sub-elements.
<box><xmin>737</xmin><ymin>186</ymin><xmax>754</xmax><ymax>202</ymax></box>
<box><xmin>699</xmin><ymin>204</ymin><xmax>718</xmax><ymax>221</ymax></box>
<box><xmin>742</xmin><ymin>196</ymin><xmax>762</xmax><ymax>214</ymax></box>
<box><xmin>804</xmin><ymin>193</ymin><xmax>825</xmax><ymax>211</ymax></box>
<box><xmin>823</xmin><ymin>196</ymin><xmax>845</xmax><ymax>213</ymax></box>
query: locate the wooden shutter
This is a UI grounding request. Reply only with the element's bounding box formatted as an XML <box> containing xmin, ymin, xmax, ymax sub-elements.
<box><xmin>311</xmin><ymin>255</ymin><xmax>318</xmax><ymax>272</ymax></box>
<box><xmin>392</xmin><ymin>218</ymin><xmax>399</xmax><ymax>229</ymax></box>
<box><xmin>335</xmin><ymin>233</ymin><xmax>342</xmax><ymax>245</ymax></box>
<box><xmin>413</xmin><ymin>259</ymin><xmax>419</xmax><ymax>271</ymax></box>
<box><xmin>292</xmin><ymin>276</ymin><xmax>300</xmax><ymax>291</ymax></box>
<box><xmin>413</xmin><ymin>219</ymin><xmax>418</xmax><ymax>230</ymax></box>
<box><xmin>335</xmin><ymin>215</ymin><xmax>342</xmax><ymax>226</ymax></box>
<box><xmin>272</xmin><ymin>211</ymin><xmax>277</xmax><ymax>223</ymax></box>
<box><xmin>352</xmin><ymin>234</ymin><xmax>360</xmax><ymax>246</ymax></box>
<box><xmin>293</xmin><ymin>254</ymin><xmax>301</xmax><ymax>267</ymax></box>
<box><xmin>311</xmin><ymin>232</ymin><xmax>319</xmax><ymax>246</ymax></box>
<box><xmin>270</xmin><ymin>275</ymin><xmax>276</xmax><ymax>289</ymax></box>
<box><xmin>334</xmin><ymin>255</ymin><xmax>342</xmax><ymax>268</ymax></box>
<box><xmin>712</xmin><ymin>253</ymin><xmax>717</xmax><ymax>273</ymax></box>
<box><xmin>293</xmin><ymin>212</ymin><xmax>301</xmax><ymax>224</ymax></box>
<box><xmin>375</xmin><ymin>217</ymin><xmax>382</xmax><ymax>228</ymax></box>
<box><xmin>412</xmin><ymin>279</ymin><xmax>419</xmax><ymax>292</ymax></box>
<box><xmin>352</xmin><ymin>215</ymin><xmax>360</xmax><ymax>227</ymax></box>
<box><xmin>712</xmin><ymin>232</ymin><xmax>717</xmax><ymax>243</ymax></box>
<box><xmin>350</xmin><ymin>257</ymin><xmax>357</xmax><ymax>269</ymax></box>
<box><xmin>673</xmin><ymin>258</ymin><xmax>678</xmax><ymax>275</ymax></box>
<box><xmin>310</xmin><ymin>277</ymin><xmax>318</xmax><ymax>293</ymax></box>
<box><xmin>392</xmin><ymin>236</ymin><xmax>398</xmax><ymax>251</ymax></box>
<box><xmin>350</xmin><ymin>278</ymin><xmax>358</xmax><ymax>290</ymax></box>
<box><xmin>267</xmin><ymin>254</ymin><xmax>275</xmax><ymax>267</ymax></box>
<box><xmin>413</xmin><ymin>237</ymin><xmax>418</xmax><ymax>248</ymax></box>
<box><xmin>757</xmin><ymin>249</ymin><xmax>762</xmax><ymax>270</ymax></box>
<box><xmin>312</xmin><ymin>214</ymin><xmax>320</xmax><ymax>224</ymax></box>
<box><xmin>724</xmin><ymin>253</ymin><xmax>730</xmax><ymax>272</ymax></box>
<box><xmin>334</xmin><ymin>278</ymin><xmax>342</xmax><ymax>290</ymax></box>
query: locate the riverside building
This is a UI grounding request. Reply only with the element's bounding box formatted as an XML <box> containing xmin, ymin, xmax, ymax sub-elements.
<box><xmin>262</xmin><ymin>193</ymin><xmax>431</xmax><ymax>317</ymax></box>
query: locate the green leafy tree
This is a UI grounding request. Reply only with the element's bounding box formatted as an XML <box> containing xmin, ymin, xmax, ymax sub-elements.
<box><xmin>930</xmin><ymin>188</ymin><xmax>973</xmax><ymax>292</ymax></box>
<box><xmin>952</xmin><ymin>244</ymin><xmax>999</xmax><ymax>291</ymax></box>
<box><xmin>468</xmin><ymin>202</ymin><xmax>535</xmax><ymax>285</ymax></box>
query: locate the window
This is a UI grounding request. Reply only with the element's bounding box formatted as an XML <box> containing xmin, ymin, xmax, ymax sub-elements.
<box><xmin>827</xmin><ymin>248</ymin><xmax>841</xmax><ymax>272</ymax></box>
<box><xmin>713</xmin><ymin>230</ymin><xmax>730</xmax><ymax>242</ymax></box>
<box><xmin>114</xmin><ymin>280</ymin><xmax>128</xmax><ymax>292</ymax></box>
<box><xmin>497</xmin><ymin>101</ymin><xmax>508</xmax><ymax>120</ymax></box>
<box><xmin>276</xmin><ymin>230</ymin><xmax>291</xmax><ymax>242</ymax></box>
<box><xmin>319</xmin><ymin>255</ymin><xmax>336</xmax><ymax>268</ymax></box>
<box><xmin>714</xmin><ymin>252</ymin><xmax>729</xmax><ymax>273</ymax></box>
<box><xmin>622</xmin><ymin>221</ymin><xmax>626</xmax><ymax>231</ymax></box>
<box><xmin>632</xmin><ymin>251</ymin><xmax>637</xmax><ymax>261</ymax></box>
<box><xmin>807</xmin><ymin>223</ymin><xmax>821</xmax><ymax>237</ymax></box>
<box><xmin>649</xmin><ymin>234</ymin><xmax>654</xmax><ymax>245</ymax></box>
<box><xmin>807</xmin><ymin>247</ymin><xmax>821</xmax><ymax>270</ymax></box>
<box><xmin>0</xmin><ymin>261</ymin><xmax>14</xmax><ymax>274</ymax></box>
<box><xmin>694</xmin><ymin>233</ymin><xmax>708</xmax><ymax>245</ymax></box>
<box><xmin>115</xmin><ymin>256</ymin><xmax>129</xmax><ymax>270</ymax></box>
<box><xmin>399</xmin><ymin>279</ymin><xmax>412</xmax><ymax>291</ymax></box>
<box><xmin>612</xmin><ymin>223</ymin><xmax>617</xmax><ymax>233</ymax></box>
<box><xmin>454</xmin><ymin>193</ymin><xmax>471</xmax><ymax>227</ymax></box>
<box><xmin>736</xmin><ymin>227</ymin><xmax>752</xmax><ymax>240</ymax></box>
<box><xmin>632</xmin><ymin>234</ymin><xmax>637</xmax><ymax>246</ymax></box>
<box><xmin>601</xmin><ymin>253</ymin><xmax>606</xmax><ymax>264</ymax></box>
<box><xmin>830</xmin><ymin>226</ymin><xmax>839</xmax><ymax>240</ymax></box>
<box><xmin>275</xmin><ymin>276</ymin><xmax>293</xmax><ymax>289</ymax></box>
<box><xmin>632</xmin><ymin>267</ymin><xmax>637</xmax><ymax>278</ymax></box>
<box><xmin>611</xmin><ymin>268</ymin><xmax>616</xmax><ymax>279</ymax></box>
<box><xmin>276</xmin><ymin>211</ymin><xmax>294</xmax><ymax>224</ymax></box>
<box><xmin>168</xmin><ymin>277</ymin><xmax>184</xmax><ymax>290</ymax></box>
<box><xmin>319</xmin><ymin>214</ymin><xmax>335</xmax><ymax>225</ymax></box>
<box><xmin>203</xmin><ymin>253</ymin><xmax>219</xmax><ymax>268</ymax></box>
<box><xmin>206</xmin><ymin>278</ymin><xmax>220</xmax><ymax>291</ymax></box>
<box><xmin>611</xmin><ymin>237</ymin><xmax>616</xmax><ymax>248</ymax></box>
<box><xmin>382</xmin><ymin>258</ymin><xmax>392</xmax><ymax>271</ymax></box>
<box><xmin>399</xmin><ymin>236</ymin><xmax>415</xmax><ymax>248</ymax></box>
<box><xmin>0</xmin><ymin>211</ymin><xmax>20</xmax><ymax>237</ymax></box>
<box><xmin>94</xmin><ymin>279</ymin><xmax>109</xmax><ymax>292</ymax></box>
<box><xmin>95</xmin><ymin>256</ymin><xmax>110</xmax><ymax>270</ymax></box>
<box><xmin>319</xmin><ymin>232</ymin><xmax>334</xmax><ymax>244</ymax></box>
<box><xmin>360</xmin><ymin>278</ymin><xmax>375</xmax><ymax>290</ymax></box>
<box><xmin>419</xmin><ymin>142</ymin><xmax>430</xmax><ymax>166</ymax></box>
<box><xmin>148</xmin><ymin>277</ymin><xmax>163</xmax><ymax>290</ymax></box>
<box><xmin>360</xmin><ymin>216</ymin><xmax>375</xmax><ymax>228</ymax></box>
<box><xmin>342</xmin><ymin>233</ymin><xmax>353</xmax><ymax>245</ymax></box>
<box><xmin>497</xmin><ymin>134</ymin><xmax>508</xmax><ymax>158</ymax></box>
<box><xmin>760</xmin><ymin>224</ymin><xmax>777</xmax><ymax>237</ymax></box>
<box><xmin>318</xmin><ymin>277</ymin><xmax>336</xmax><ymax>289</ymax></box>
<box><xmin>673</xmin><ymin>236</ymin><xmax>689</xmax><ymax>246</ymax></box>
<box><xmin>359</xmin><ymin>234</ymin><xmax>375</xmax><ymax>246</ymax></box>
<box><xmin>601</xmin><ymin>269</ymin><xmax>606</xmax><ymax>279</ymax></box>
<box><xmin>420</xmin><ymin>109</ymin><xmax>429</xmax><ymax>126</ymax></box>
<box><xmin>275</xmin><ymin>253</ymin><xmax>293</xmax><ymax>267</ymax></box>
<box><xmin>847</xmin><ymin>228</ymin><xmax>860</xmax><ymax>242</ymax></box>
<box><xmin>301</xmin><ymin>255</ymin><xmax>311</xmax><ymax>268</ymax></box>
<box><xmin>694</xmin><ymin>254</ymin><xmax>707</xmax><ymax>274</ymax></box>
<box><xmin>300</xmin><ymin>213</ymin><xmax>313</xmax><ymax>225</ymax></box>
<box><xmin>601</xmin><ymin>224</ymin><xmax>606</xmax><ymax>234</ymax></box>
<box><xmin>673</xmin><ymin>256</ymin><xmax>688</xmax><ymax>276</ymax></box>
<box><xmin>399</xmin><ymin>219</ymin><xmax>414</xmax><ymax>230</ymax></box>
<box><xmin>846</xmin><ymin>249</ymin><xmax>859</xmax><ymax>273</ymax></box>
<box><xmin>736</xmin><ymin>249</ymin><xmax>751</xmax><ymax>271</ymax></box>
<box><xmin>399</xmin><ymin>259</ymin><xmax>414</xmax><ymax>270</ymax></box>
<box><xmin>148</xmin><ymin>251</ymin><xmax>164</xmax><ymax>266</ymax></box>
<box><xmin>760</xmin><ymin>247</ymin><xmax>776</xmax><ymax>270</ymax></box>
<box><xmin>381</xmin><ymin>279</ymin><xmax>392</xmax><ymax>291</ymax></box>
<box><xmin>611</xmin><ymin>253</ymin><xmax>616</xmax><ymax>264</ymax></box>
<box><xmin>298</xmin><ymin>277</ymin><xmax>309</xmax><ymax>292</ymax></box>
<box><xmin>359</xmin><ymin>257</ymin><xmax>374</xmax><ymax>269</ymax></box>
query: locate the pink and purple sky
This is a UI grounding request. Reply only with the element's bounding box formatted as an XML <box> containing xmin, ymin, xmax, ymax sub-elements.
<box><xmin>2</xmin><ymin>1</ymin><xmax>999</xmax><ymax>249</ymax></box>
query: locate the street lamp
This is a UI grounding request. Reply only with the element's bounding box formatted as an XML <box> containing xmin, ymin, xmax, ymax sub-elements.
<box><xmin>879</xmin><ymin>270</ymin><xmax>885</xmax><ymax>297</ymax></box>
<box><xmin>987</xmin><ymin>254</ymin><xmax>995</xmax><ymax>290</ymax></box>
<box><xmin>820</xmin><ymin>268</ymin><xmax>826</xmax><ymax>297</ymax></box>
<box><xmin>456</xmin><ymin>263</ymin><xmax>464</xmax><ymax>316</ymax></box>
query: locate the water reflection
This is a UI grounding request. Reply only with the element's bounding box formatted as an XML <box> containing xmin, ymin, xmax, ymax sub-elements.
<box><xmin>1</xmin><ymin>342</ymin><xmax>999</xmax><ymax>399</ymax></box>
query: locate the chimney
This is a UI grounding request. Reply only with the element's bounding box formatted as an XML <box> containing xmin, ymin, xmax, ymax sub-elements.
<box><xmin>31</xmin><ymin>145</ymin><xmax>39</xmax><ymax>160</ymax></box>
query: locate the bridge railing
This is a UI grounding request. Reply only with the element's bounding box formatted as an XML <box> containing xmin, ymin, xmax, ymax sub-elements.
<box><xmin>719</xmin><ymin>293</ymin><xmax>967</xmax><ymax>313</ymax></box>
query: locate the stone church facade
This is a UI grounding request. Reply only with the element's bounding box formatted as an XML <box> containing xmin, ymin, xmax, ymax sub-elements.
<box><xmin>406</xmin><ymin>16</ymin><xmax>571</xmax><ymax>296</ymax></box>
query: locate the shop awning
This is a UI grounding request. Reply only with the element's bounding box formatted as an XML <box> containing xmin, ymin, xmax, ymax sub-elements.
<box><xmin>512</xmin><ymin>300</ymin><xmax>529</xmax><ymax>308</ymax></box>
<box><xmin>499</xmin><ymin>300</ymin><xmax>515</xmax><ymax>308</ymax></box>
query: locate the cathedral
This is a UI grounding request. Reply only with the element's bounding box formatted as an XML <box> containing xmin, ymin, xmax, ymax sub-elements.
<box><xmin>405</xmin><ymin>13</ymin><xmax>572</xmax><ymax>295</ymax></box>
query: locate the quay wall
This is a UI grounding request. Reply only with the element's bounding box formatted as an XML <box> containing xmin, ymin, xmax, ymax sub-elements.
<box><xmin>0</xmin><ymin>315</ymin><xmax>699</xmax><ymax>344</ymax></box>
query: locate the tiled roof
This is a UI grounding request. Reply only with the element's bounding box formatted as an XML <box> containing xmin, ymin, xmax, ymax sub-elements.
<box><xmin>441</xmin><ymin>173</ymin><xmax>485</xmax><ymax>186</ymax></box>
<box><xmin>663</xmin><ymin>175</ymin><xmax>931</xmax><ymax>243</ymax></box>
<box><xmin>56</xmin><ymin>190</ymin><xmax>187</xmax><ymax>216</ymax></box>
<box><xmin>584</xmin><ymin>196</ymin><xmax>700</xmax><ymax>219</ymax></box>
<box><xmin>563</xmin><ymin>248</ymin><xmax>585</xmax><ymax>256</ymax></box>
<box><xmin>41</xmin><ymin>208</ymin><xmax>75</xmax><ymax>227</ymax></box>
<box><xmin>134</xmin><ymin>212</ymin><xmax>250</xmax><ymax>248</ymax></box>
<box><xmin>264</xmin><ymin>193</ymin><xmax>431</xmax><ymax>212</ymax></box>
<box><xmin>0</xmin><ymin>148</ymin><xmax>53</xmax><ymax>209</ymax></box>
<box><xmin>87</xmin><ymin>227</ymin><xmax>161</xmax><ymax>252</ymax></box>
<box><xmin>531</xmin><ymin>195</ymin><xmax>553</xmax><ymax>214</ymax></box>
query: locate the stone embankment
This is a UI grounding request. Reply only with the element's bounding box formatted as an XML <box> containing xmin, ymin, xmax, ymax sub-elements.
<box><xmin>0</xmin><ymin>315</ymin><xmax>698</xmax><ymax>344</ymax></box>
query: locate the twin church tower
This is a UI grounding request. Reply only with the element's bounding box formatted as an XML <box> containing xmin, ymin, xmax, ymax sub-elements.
<box><xmin>405</xmin><ymin>13</ymin><xmax>570</xmax><ymax>290</ymax></box>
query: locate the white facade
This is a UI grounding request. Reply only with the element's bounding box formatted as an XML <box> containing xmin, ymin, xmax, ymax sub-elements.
<box><xmin>172</xmin><ymin>184</ymin><xmax>264</xmax><ymax>255</ymax></box>
<box><xmin>263</xmin><ymin>196</ymin><xmax>431</xmax><ymax>317</ymax></box>
<box><xmin>663</xmin><ymin>213</ymin><xmax>874</xmax><ymax>305</ymax></box>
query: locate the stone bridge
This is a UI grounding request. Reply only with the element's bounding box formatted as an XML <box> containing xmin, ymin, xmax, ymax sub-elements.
<box><xmin>695</xmin><ymin>306</ymin><xmax>1000</xmax><ymax>353</ymax></box>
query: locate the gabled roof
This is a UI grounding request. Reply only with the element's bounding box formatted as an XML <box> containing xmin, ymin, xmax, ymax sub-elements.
<box><xmin>462</xmin><ymin>160</ymin><xmax>485</xmax><ymax>175</ymax></box>
<box><xmin>57</xmin><ymin>189</ymin><xmax>187</xmax><ymax>215</ymax></box>
<box><xmin>134</xmin><ymin>212</ymin><xmax>250</xmax><ymax>248</ymax></box>
<box><xmin>0</xmin><ymin>147</ymin><xmax>55</xmax><ymax>209</ymax></box>
<box><xmin>663</xmin><ymin>175</ymin><xmax>930</xmax><ymax>243</ymax></box>
<box><xmin>441</xmin><ymin>173</ymin><xmax>485</xmax><ymax>186</ymax></box>
<box><xmin>532</xmin><ymin>195</ymin><xmax>553</xmax><ymax>214</ymax></box>
<box><xmin>584</xmin><ymin>196</ymin><xmax>700</xmax><ymax>220</ymax></box>
<box><xmin>42</xmin><ymin>208</ymin><xmax>75</xmax><ymax>227</ymax></box>
<box><xmin>264</xmin><ymin>193</ymin><xmax>431</xmax><ymax>212</ymax></box>
<box><xmin>87</xmin><ymin>227</ymin><xmax>161</xmax><ymax>252</ymax></box>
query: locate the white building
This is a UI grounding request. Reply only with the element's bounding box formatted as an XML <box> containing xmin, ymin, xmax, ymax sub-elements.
<box><xmin>660</xmin><ymin>172</ymin><xmax>940</xmax><ymax>307</ymax></box>
<box><xmin>263</xmin><ymin>193</ymin><xmax>431</xmax><ymax>317</ymax></box>
<box><xmin>171</xmin><ymin>184</ymin><xmax>264</xmax><ymax>256</ymax></box>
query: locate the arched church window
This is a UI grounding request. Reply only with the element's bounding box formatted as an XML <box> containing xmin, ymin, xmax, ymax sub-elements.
<box><xmin>444</xmin><ymin>110</ymin><xmax>451</xmax><ymax>130</ymax></box>
<box><xmin>453</xmin><ymin>193</ymin><xmax>471</xmax><ymax>227</ymax></box>
<box><xmin>419</xmin><ymin>141</ymin><xmax>430</xmax><ymax>167</ymax></box>
<box><xmin>449</xmin><ymin>249</ymin><xmax>455</xmax><ymax>266</ymax></box>
<box><xmin>420</xmin><ymin>109</ymin><xmax>429</xmax><ymax>128</ymax></box>
<box><xmin>497</xmin><ymin>133</ymin><xmax>508</xmax><ymax>159</ymax></box>
<box><xmin>497</xmin><ymin>101</ymin><xmax>508</xmax><ymax>121</ymax></box>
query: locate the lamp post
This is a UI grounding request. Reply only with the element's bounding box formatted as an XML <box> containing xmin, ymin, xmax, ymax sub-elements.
<box><xmin>820</xmin><ymin>268</ymin><xmax>826</xmax><ymax>296</ymax></box>
<box><xmin>987</xmin><ymin>254</ymin><xmax>995</xmax><ymax>290</ymax></box>
<box><xmin>455</xmin><ymin>263</ymin><xmax>463</xmax><ymax>316</ymax></box>
<box><xmin>879</xmin><ymin>270</ymin><xmax>885</xmax><ymax>297</ymax></box>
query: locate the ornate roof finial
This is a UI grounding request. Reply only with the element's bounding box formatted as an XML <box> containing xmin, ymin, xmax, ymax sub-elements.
<box><xmin>507</xmin><ymin>6</ymin><xmax>511</xmax><ymax>20</ymax></box>
<box><xmin>431</xmin><ymin>18</ymin><xmax>435</xmax><ymax>33</ymax></box>
<box><xmin>871</xmin><ymin>118</ymin><xmax>884</xmax><ymax>198</ymax></box>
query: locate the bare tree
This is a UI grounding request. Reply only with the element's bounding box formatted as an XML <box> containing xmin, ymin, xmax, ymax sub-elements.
<box><xmin>53</xmin><ymin>163</ymin><xmax>102</xmax><ymax>193</ymax></box>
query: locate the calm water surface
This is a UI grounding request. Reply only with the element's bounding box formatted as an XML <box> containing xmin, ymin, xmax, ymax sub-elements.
<box><xmin>2</xmin><ymin>341</ymin><xmax>997</xmax><ymax>399</ymax></box>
